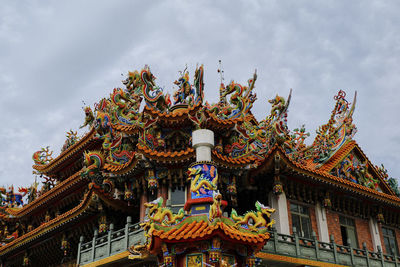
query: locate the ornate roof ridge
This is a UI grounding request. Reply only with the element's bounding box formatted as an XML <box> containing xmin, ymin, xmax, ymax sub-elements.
<box><xmin>144</xmin><ymin>101</ymin><xmax>202</xmax><ymax>119</ymax></box>
<box><xmin>251</xmin><ymin>146</ymin><xmax>400</xmax><ymax>204</ymax></box>
<box><xmin>32</xmin><ymin>127</ymin><xmax>97</xmax><ymax>174</ymax></box>
<box><xmin>276</xmin><ymin>147</ymin><xmax>400</xmax><ymax>204</ymax></box>
<box><xmin>317</xmin><ymin>140</ymin><xmax>357</xmax><ymax>172</ymax></box>
<box><xmin>5</xmin><ymin>170</ymin><xmax>85</xmax><ymax>218</ymax></box>
<box><xmin>0</xmin><ymin>184</ymin><xmax>132</xmax><ymax>256</ymax></box>
<box><xmin>0</xmin><ymin>187</ymin><xmax>96</xmax><ymax>256</ymax></box>
<box><xmin>313</xmin><ymin>139</ymin><xmax>394</xmax><ymax>195</ymax></box>
<box><xmin>349</xmin><ymin>141</ymin><xmax>395</xmax><ymax>195</ymax></box>
<box><xmin>103</xmin><ymin>155</ymin><xmax>140</xmax><ymax>174</ymax></box>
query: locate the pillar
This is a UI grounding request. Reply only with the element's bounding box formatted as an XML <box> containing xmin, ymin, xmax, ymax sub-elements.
<box><xmin>369</xmin><ymin>217</ymin><xmax>382</xmax><ymax>251</ymax></box>
<box><xmin>269</xmin><ymin>192</ymin><xmax>290</xmax><ymax>235</ymax></box>
<box><xmin>315</xmin><ymin>202</ymin><xmax>330</xmax><ymax>242</ymax></box>
<box><xmin>192</xmin><ymin>129</ymin><xmax>214</xmax><ymax>161</ymax></box>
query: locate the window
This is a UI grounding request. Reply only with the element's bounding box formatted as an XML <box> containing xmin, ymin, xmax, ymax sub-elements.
<box><xmin>339</xmin><ymin>216</ymin><xmax>358</xmax><ymax>247</ymax></box>
<box><xmin>290</xmin><ymin>203</ymin><xmax>312</xmax><ymax>239</ymax></box>
<box><xmin>382</xmin><ymin>226</ymin><xmax>399</xmax><ymax>255</ymax></box>
<box><xmin>169</xmin><ymin>187</ymin><xmax>186</xmax><ymax>213</ymax></box>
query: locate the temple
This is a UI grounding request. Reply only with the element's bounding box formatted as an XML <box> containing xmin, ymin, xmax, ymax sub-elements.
<box><xmin>0</xmin><ymin>64</ymin><xmax>400</xmax><ymax>267</ymax></box>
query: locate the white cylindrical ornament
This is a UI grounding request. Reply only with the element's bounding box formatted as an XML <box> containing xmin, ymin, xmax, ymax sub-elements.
<box><xmin>192</xmin><ymin>129</ymin><xmax>214</xmax><ymax>162</ymax></box>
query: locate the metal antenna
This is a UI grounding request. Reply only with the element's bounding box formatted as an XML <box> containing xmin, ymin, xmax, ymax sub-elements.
<box><xmin>218</xmin><ymin>60</ymin><xmax>225</xmax><ymax>103</ymax></box>
<box><xmin>217</xmin><ymin>60</ymin><xmax>224</xmax><ymax>84</ymax></box>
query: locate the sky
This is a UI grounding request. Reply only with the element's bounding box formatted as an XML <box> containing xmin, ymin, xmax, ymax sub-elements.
<box><xmin>0</xmin><ymin>0</ymin><xmax>399</xmax><ymax>188</ymax></box>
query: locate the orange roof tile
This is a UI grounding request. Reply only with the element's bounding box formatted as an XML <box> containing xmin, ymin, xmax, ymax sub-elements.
<box><xmin>318</xmin><ymin>140</ymin><xmax>356</xmax><ymax>172</ymax></box>
<box><xmin>137</xmin><ymin>144</ymin><xmax>195</xmax><ymax>162</ymax></box>
<box><xmin>212</xmin><ymin>151</ymin><xmax>256</xmax><ymax>168</ymax></box>
<box><xmin>152</xmin><ymin>220</ymin><xmax>269</xmax><ymax>245</ymax></box>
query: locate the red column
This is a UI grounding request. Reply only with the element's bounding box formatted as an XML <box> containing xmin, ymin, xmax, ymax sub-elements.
<box><xmin>162</xmin><ymin>185</ymin><xmax>168</xmax><ymax>205</ymax></box>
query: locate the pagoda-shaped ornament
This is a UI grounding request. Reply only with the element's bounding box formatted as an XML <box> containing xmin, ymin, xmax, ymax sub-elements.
<box><xmin>132</xmin><ymin>129</ymin><xmax>275</xmax><ymax>267</ymax></box>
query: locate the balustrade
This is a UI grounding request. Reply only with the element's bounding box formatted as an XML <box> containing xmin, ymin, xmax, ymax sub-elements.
<box><xmin>77</xmin><ymin>221</ymin><xmax>400</xmax><ymax>266</ymax></box>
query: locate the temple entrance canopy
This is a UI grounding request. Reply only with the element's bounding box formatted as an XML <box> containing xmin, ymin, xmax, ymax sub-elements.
<box><xmin>130</xmin><ymin>129</ymin><xmax>275</xmax><ymax>267</ymax></box>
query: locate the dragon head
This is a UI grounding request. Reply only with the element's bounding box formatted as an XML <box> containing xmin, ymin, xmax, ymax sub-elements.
<box><xmin>144</xmin><ymin>197</ymin><xmax>163</xmax><ymax>217</ymax></box>
<box><xmin>255</xmin><ymin>201</ymin><xmax>275</xmax><ymax>218</ymax></box>
<box><xmin>83</xmin><ymin>151</ymin><xmax>91</xmax><ymax>167</ymax></box>
<box><xmin>213</xmin><ymin>190</ymin><xmax>222</xmax><ymax>202</ymax></box>
<box><xmin>84</xmin><ymin>106</ymin><xmax>92</xmax><ymax>115</ymax></box>
<box><xmin>187</xmin><ymin>167</ymin><xmax>201</xmax><ymax>179</ymax></box>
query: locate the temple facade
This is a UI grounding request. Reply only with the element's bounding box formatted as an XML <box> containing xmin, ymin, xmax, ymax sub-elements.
<box><xmin>0</xmin><ymin>64</ymin><xmax>400</xmax><ymax>267</ymax></box>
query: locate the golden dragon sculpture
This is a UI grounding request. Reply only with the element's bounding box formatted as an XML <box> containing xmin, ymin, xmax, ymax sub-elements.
<box><xmin>231</xmin><ymin>201</ymin><xmax>275</xmax><ymax>232</ymax></box>
<box><xmin>140</xmin><ymin>197</ymin><xmax>184</xmax><ymax>238</ymax></box>
<box><xmin>187</xmin><ymin>166</ymin><xmax>218</xmax><ymax>196</ymax></box>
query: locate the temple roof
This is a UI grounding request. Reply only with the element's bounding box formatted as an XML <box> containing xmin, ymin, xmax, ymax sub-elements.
<box><xmin>32</xmin><ymin>127</ymin><xmax>100</xmax><ymax>177</ymax></box>
<box><xmin>23</xmin><ymin>66</ymin><xmax>399</xmax><ymax>217</ymax></box>
<box><xmin>1</xmin><ymin>170</ymin><xmax>85</xmax><ymax>219</ymax></box>
<box><xmin>252</xmin><ymin>145</ymin><xmax>400</xmax><ymax>205</ymax></box>
<box><xmin>0</xmin><ymin>183</ymin><xmax>131</xmax><ymax>257</ymax></box>
<box><xmin>152</xmin><ymin>218</ymin><xmax>270</xmax><ymax>244</ymax></box>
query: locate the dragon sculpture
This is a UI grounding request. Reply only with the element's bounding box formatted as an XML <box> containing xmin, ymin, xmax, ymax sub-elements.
<box><xmin>172</xmin><ymin>64</ymin><xmax>204</xmax><ymax>106</ymax></box>
<box><xmin>110</xmin><ymin>87</ymin><xmax>140</xmax><ymax>126</ymax></box>
<box><xmin>173</xmin><ymin>66</ymin><xmax>195</xmax><ymax>105</ymax></box>
<box><xmin>140</xmin><ymin>66</ymin><xmax>171</xmax><ymax>112</ymax></box>
<box><xmin>140</xmin><ymin>197</ymin><xmax>184</xmax><ymax>238</ymax></box>
<box><xmin>209</xmin><ymin>191</ymin><xmax>223</xmax><ymax>223</ymax></box>
<box><xmin>123</xmin><ymin>70</ymin><xmax>143</xmax><ymax>96</ymax></box>
<box><xmin>218</xmin><ymin>71</ymin><xmax>257</xmax><ymax>119</ymax></box>
<box><xmin>32</xmin><ymin>146</ymin><xmax>53</xmax><ymax>165</ymax></box>
<box><xmin>81</xmin><ymin>151</ymin><xmax>105</xmax><ymax>178</ymax></box>
<box><xmin>231</xmin><ymin>201</ymin><xmax>275</xmax><ymax>232</ymax></box>
<box><xmin>312</xmin><ymin>90</ymin><xmax>357</xmax><ymax>165</ymax></box>
<box><xmin>193</xmin><ymin>64</ymin><xmax>204</xmax><ymax>104</ymax></box>
<box><xmin>265</xmin><ymin>89</ymin><xmax>292</xmax><ymax>144</ymax></box>
<box><xmin>187</xmin><ymin>164</ymin><xmax>218</xmax><ymax>197</ymax></box>
<box><xmin>100</xmin><ymin>131</ymin><xmax>135</xmax><ymax>165</ymax></box>
<box><xmin>61</xmin><ymin>130</ymin><xmax>79</xmax><ymax>152</ymax></box>
<box><xmin>79</xmin><ymin>106</ymin><xmax>95</xmax><ymax>129</ymax></box>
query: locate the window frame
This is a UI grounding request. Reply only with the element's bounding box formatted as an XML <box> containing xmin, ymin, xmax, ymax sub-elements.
<box><xmin>339</xmin><ymin>215</ymin><xmax>359</xmax><ymax>248</ymax></box>
<box><xmin>382</xmin><ymin>226</ymin><xmax>399</xmax><ymax>256</ymax></box>
<box><xmin>168</xmin><ymin>186</ymin><xmax>187</xmax><ymax>212</ymax></box>
<box><xmin>290</xmin><ymin>202</ymin><xmax>313</xmax><ymax>239</ymax></box>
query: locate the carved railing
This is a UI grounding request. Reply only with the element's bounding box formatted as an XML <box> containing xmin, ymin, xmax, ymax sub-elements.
<box><xmin>77</xmin><ymin>222</ymin><xmax>400</xmax><ymax>267</ymax></box>
<box><xmin>263</xmin><ymin>227</ymin><xmax>400</xmax><ymax>267</ymax></box>
<box><xmin>77</xmin><ymin>217</ymin><xmax>145</xmax><ymax>266</ymax></box>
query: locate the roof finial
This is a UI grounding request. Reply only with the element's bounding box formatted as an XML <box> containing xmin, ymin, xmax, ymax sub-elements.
<box><xmin>217</xmin><ymin>60</ymin><xmax>224</xmax><ymax>85</ymax></box>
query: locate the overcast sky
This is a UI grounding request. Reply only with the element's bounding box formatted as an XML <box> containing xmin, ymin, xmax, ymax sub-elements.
<box><xmin>0</xmin><ymin>0</ymin><xmax>399</xmax><ymax>188</ymax></box>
